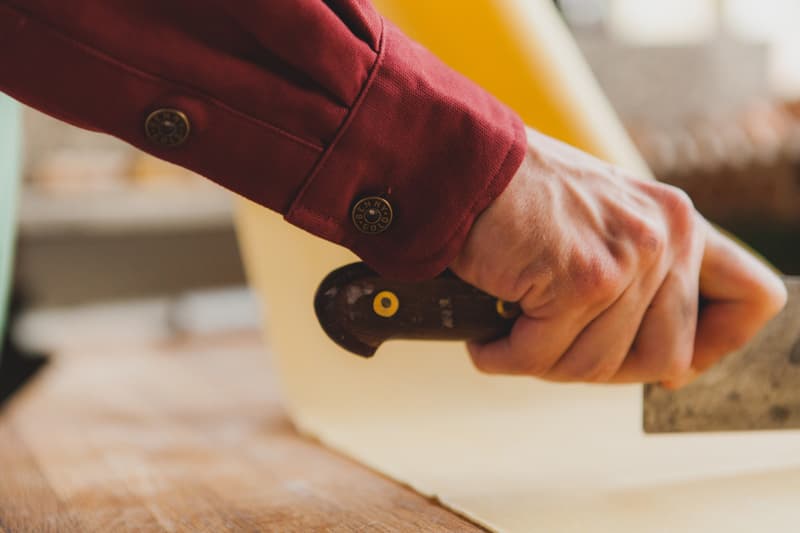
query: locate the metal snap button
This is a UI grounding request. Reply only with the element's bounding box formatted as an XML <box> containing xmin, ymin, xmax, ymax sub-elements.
<box><xmin>352</xmin><ymin>196</ymin><xmax>393</xmax><ymax>235</ymax></box>
<box><xmin>145</xmin><ymin>108</ymin><xmax>191</xmax><ymax>147</ymax></box>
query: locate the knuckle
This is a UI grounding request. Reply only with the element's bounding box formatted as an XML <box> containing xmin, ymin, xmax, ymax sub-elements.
<box><xmin>473</xmin><ymin>264</ymin><xmax>526</xmax><ymax>303</ymax></box>
<box><xmin>510</xmin><ymin>346</ymin><xmax>556</xmax><ymax>377</ymax></box>
<box><xmin>668</xmin><ymin>186</ymin><xmax>695</xmax><ymax>214</ymax></box>
<box><xmin>469</xmin><ymin>342</ymin><xmax>550</xmax><ymax>377</ymax></box>
<box><xmin>492</xmin><ymin>279</ymin><xmax>525</xmax><ymax>304</ymax></box>
<box><xmin>583</xmin><ymin>366</ymin><xmax>615</xmax><ymax>383</ymax></box>
<box><xmin>633</xmin><ymin>184</ymin><xmax>700</xmax><ymax>262</ymax></box>
<box><xmin>557</xmin><ymin>350</ymin><xmax>625</xmax><ymax>383</ymax></box>
<box><xmin>584</xmin><ymin>355</ymin><xmax>625</xmax><ymax>383</ymax></box>
<box><xmin>520</xmin><ymin>355</ymin><xmax>557</xmax><ymax>378</ymax></box>
<box><xmin>573</xmin><ymin>255</ymin><xmax>624</xmax><ymax>304</ymax></box>
<box><xmin>630</xmin><ymin>217</ymin><xmax>668</xmax><ymax>260</ymax></box>
<box><xmin>660</xmin><ymin>186</ymin><xmax>697</xmax><ymax>234</ymax></box>
<box><xmin>640</xmin><ymin>341</ymin><xmax>692</xmax><ymax>381</ymax></box>
<box><xmin>514</xmin><ymin>263</ymin><xmax>546</xmax><ymax>297</ymax></box>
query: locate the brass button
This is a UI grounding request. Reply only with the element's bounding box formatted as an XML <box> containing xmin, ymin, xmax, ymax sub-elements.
<box><xmin>352</xmin><ymin>196</ymin><xmax>393</xmax><ymax>234</ymax></box>
<box><xmin>145</xmin><ymin>108</ymin><xmax>191</xmax><ymax>147</ymax></box>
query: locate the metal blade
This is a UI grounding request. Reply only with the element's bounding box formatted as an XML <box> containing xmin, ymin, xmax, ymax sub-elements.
<box><xmin>644</xmin><ymin>277</ymin><xmax>800</xmax><ymax>433</ymax></box>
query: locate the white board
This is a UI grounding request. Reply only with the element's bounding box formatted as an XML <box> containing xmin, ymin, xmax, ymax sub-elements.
<box><xmin>238</xmin><ymin>203</ymin><xmax>800</xmax><ymax>533</ymax></box>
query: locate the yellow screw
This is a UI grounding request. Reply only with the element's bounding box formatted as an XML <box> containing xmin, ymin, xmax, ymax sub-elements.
<box><xmin>496</xmin><ymin>299</ymin><xmax>520</xmax><ymax>319</ymax></box>
<box><xmin>373</xmin><ymin>291</ymin><xmax>400</xmax><ymax>318</ymax></box>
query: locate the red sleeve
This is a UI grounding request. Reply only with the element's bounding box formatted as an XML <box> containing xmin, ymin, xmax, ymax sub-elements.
<box><xmin>0</xmin><ymin>0</ymin><xmax>525</xmax><ymax>280</ymax></box>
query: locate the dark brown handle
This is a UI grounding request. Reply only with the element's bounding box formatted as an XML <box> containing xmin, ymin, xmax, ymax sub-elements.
<box><xmin>314</xmin><ymin>263</ymin><xmax>521</xmax><ymax>357</ymax></box>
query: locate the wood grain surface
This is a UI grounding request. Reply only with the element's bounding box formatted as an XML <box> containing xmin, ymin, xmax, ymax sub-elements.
<box><xmin>0</xmin><ymin>333</ymin><xmax>484</xmax><ymax>532</ymax></box>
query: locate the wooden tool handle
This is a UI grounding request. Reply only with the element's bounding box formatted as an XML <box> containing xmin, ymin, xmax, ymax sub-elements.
<box><xmin>314</xmin><ymin>263</ymin><xmax>521</xmax><ymax>357</ymax></box>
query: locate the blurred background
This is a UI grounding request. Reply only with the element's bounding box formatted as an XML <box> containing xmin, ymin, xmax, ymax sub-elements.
<box><xmin>2</xmin><ymin>0</ymin><xmax>800</xmax><ymax>397</ymax></box>
<box><xmin>559</xmin><ymin>0</ymin><xmax>800</xmax><ymax>263</ymax></box>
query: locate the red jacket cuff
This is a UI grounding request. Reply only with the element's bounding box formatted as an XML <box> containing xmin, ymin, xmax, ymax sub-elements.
<box><xmin>285</xmin><ymin>19</ymin><xmax>526</xmax><ymax>280</ymax></box>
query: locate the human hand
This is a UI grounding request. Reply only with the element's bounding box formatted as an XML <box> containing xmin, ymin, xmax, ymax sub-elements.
<box><xmin>451</xmin><ymin>128</ymin><xmax>787</xmax><ymax>386</ymax></box>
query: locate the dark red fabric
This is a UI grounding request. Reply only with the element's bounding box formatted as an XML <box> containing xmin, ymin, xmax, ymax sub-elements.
<box><xmin>0</xmin><ymin>0</ymin><xmax>525</xmax><ymax>280</ymax></box>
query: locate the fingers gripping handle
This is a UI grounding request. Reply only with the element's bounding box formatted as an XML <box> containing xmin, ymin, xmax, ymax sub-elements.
<box><xmin>314</xmin><ymin>263</ymin><xmax>521</xmax><ymax>357</ymax></box>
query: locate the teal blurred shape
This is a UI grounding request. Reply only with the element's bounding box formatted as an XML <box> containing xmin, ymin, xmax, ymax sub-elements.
<box><xmin>0</xmin><ymin>96</ymin><xmax>22</xmax><ymax>340</ymax></box>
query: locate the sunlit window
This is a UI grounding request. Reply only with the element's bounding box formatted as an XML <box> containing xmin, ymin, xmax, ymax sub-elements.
<box><xmin>609</xmin><ymin>0</ymin><xmax>718</xmax><ymax>45</ymax></box>
<box><xmin>603</xmin><ymin>0</ymin><xmax>800</xmax><ymax>96</ymax></box>
<box><xmin>726</xmin><ymin>0</ymin><xmax>800</xmax><ymax>96</ymax></box>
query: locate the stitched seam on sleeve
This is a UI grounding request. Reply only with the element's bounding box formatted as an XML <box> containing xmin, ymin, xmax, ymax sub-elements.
<box><xmin>285</xmin><ymin>17</ymin><xmax>524</xmax><ymax>265</ymax></box>
<box><xmin>285</xmin><ymin>16</ymin><xmax>388</xmax><ymax>217</ymax></box>
<box><xmin>1</xmin><ymin>2</ymin><xmax>326</xmax><ymax>152</ymax></box>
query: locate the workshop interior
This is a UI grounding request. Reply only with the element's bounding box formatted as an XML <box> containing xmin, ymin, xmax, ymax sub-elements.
<box><xmin>2</xmin><ymin>0</ymin><xmax>800</xmax><ymax>531</ymax></box>
<box><xmin>4</xmin><ymin>0</ymin><xmax>800</xmax><ymax>394</ymax></box>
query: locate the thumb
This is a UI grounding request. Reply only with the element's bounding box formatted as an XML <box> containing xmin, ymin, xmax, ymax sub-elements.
<box><xmin>663</xmin><ymin>221</ymin><xmax>787</xmax><ymax>388</ymax></box>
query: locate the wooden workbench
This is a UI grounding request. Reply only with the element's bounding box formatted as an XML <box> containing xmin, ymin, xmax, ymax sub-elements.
<box><xmin>0</xmin><ymin>333</ymin><xmax>483</xmax><ymax>532</ymax></box>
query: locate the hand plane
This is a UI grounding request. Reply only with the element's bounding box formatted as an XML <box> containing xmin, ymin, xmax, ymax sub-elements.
<box><xmin>314</xmin><ymin>262</ymin><xmax>800</xmax><ymax>433</ymax></box>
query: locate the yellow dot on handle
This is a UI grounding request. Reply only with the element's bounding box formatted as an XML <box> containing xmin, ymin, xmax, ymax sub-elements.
<box><xmin>496</xmin><ymin>299</ymin><xmax>519</xmax><ymax>319</ymax></box>
<box><xmin>373</xmin><ymin>291</ymin><xmax>399</xmax><ymax>318</ymax></box>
